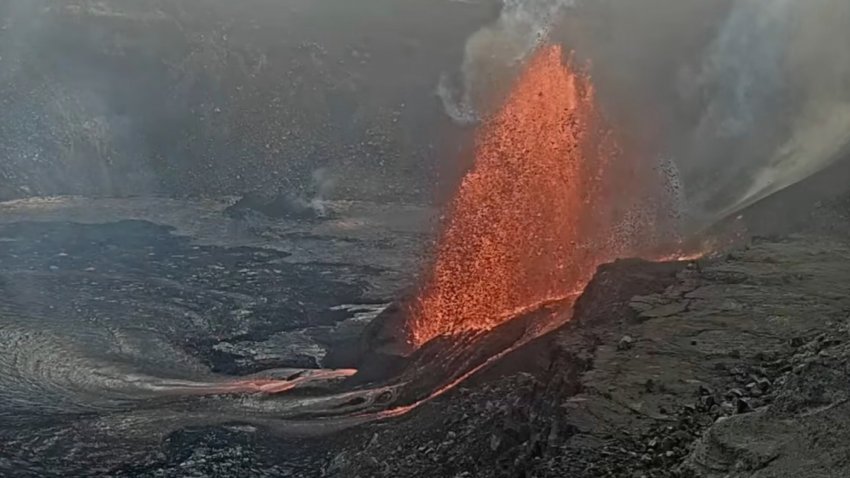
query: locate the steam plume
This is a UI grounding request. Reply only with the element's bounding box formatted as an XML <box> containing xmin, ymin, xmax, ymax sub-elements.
<box><xmin>444</xmin><ymin>0</ymin><xmax>850</xmax><ymax>232</ymax></box>
<box><xmin>438</xmin><ymin>0</ymin><xmax>575</xmax><ymax>124</ymax></box>
<box><xmin>680</xmin><ymin>0</ymin><xmax>850</xmax><ymax>226</ymax></box>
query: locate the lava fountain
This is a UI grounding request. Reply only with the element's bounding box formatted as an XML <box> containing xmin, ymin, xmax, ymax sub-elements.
<box><xmin>408</xmin><ymin>45</ymin><xmax>677</xmax><ymax>348</ymax></box>
<box><xmin>131</xmin><ymin>44</ymin><xmax>686</xmax><ymax>425</ymax></box>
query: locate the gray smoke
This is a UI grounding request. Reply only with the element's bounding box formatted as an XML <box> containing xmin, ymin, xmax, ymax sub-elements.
<box><xmin>309</xmin><ymin>167</ymin><xmax>337</xmax><ymax>217</ymax></box>
<box><xmin>444</xmin><ymin>0</ymin><xmax>850</xmax><ymax>232</ymax></box>
<box><xmin>438</xmin><ymin>0</ymin><xmax>575</xmax><ymax>124</ymax></box>
<box><xmin>678</xmin><ymin>0</ymin><xmax>850</xmax><ymax>227</ymax></box>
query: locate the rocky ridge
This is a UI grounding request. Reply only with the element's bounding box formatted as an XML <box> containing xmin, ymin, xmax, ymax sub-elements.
<box><xmin>328</xmin><ymin>235</ymin><xmax>850</xmax><ymax>478</ymax></box>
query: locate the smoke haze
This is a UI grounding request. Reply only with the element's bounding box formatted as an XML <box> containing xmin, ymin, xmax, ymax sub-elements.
<box><xmin>679</xmin><ymin>0</ymin><xmax>850</xmax><ymax>226</ymax></box>
<box><xmin>2</xmin><ymin>0</ymin><xmax>849</xmax><ymax>232</ymax></box>
<box><xmin>438</xmin><ymin>0</ymin><xmax>575</xmax><ymax>124</ymax></box>
<box><xmin>444</xmin><ymin>0</ymin><xmax>850</xmax><ymax>232</ymax></box>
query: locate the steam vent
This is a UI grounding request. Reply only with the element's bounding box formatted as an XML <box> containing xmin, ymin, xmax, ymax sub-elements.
<box><xmin>2</xmin><ymin>2</ymin><xmax>850</xmax><ymax>477</ymax></box>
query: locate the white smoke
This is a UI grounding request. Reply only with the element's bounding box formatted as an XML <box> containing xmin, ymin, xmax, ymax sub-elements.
<box><xmin>309</xmin><ymin>167</ymin><xmax>336</xmax><ymax>217</ymax></box>
<box><xmin>733</xmin><ymin>1</ymin><xmax>850</xmax><ymax>217</ymax></box>
<box><xmin>438</xmin><ymin>0</ymin><xmax>575</xmax><ymax>124</ymax></box>
<box><xmin>679</xmin><ymin>0</ymin><xmax>850</xmax><ymax>226</ymax></box>
<box><xmin>441</xmin><ymin>0</ymin><xmax>850</xmax><ymax>232</ymax></box>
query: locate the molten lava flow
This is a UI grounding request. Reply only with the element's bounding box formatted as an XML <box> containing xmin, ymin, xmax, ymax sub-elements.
<box><xmin>409</xmin><ymin>45</ymin><xmax>674</xmax><ymax>347</ymax></box>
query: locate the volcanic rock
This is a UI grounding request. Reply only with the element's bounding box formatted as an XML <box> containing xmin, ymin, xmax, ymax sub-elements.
<box><xmin>618</xmin><ymin>335</ymin><xmax>635</xmax><ymax>351</ymax></box>
<box><xmin>328</xmin><ymin>235</ymin><xmax>850</xmax><ymax>478</ymax></box>
<box><xmin>225</xmin><ymin>192</ymin><xmax>328</xmax><ymax>220</ymax></box>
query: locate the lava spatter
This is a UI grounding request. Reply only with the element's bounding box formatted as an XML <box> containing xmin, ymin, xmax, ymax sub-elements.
<box><xmin>409</xmin><ymin>45</ymin><xmax>672</xmax><ymax>347</ymax></box>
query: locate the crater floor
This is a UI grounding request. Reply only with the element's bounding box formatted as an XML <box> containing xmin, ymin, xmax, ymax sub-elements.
<box><xmin>2</xmin><ymin>196</ymin><xmax>850</xmax><ymax>478</ymax></box>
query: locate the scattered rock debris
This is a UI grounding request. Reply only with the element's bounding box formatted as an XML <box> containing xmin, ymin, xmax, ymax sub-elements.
<box><xmin>329</xmin><ymin>236</ymin><xmax>850</xmax><ymax>478</ymax></box>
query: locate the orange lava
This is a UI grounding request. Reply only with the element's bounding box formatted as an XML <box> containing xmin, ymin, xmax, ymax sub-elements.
<box><xmin>409</xmin><ymin>45</ymin><xmax>674</xmax><ymax>347</ymax></box>
<box><xmin>167</xmin><ymin>369</ymin><xmax>358</xmax><ymax>396</ymax></box>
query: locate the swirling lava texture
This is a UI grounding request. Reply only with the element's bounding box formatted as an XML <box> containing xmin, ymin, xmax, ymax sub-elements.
<box><xmin>409</xmin><ymin>45</ymin><xmax>677</xmax><ymax>347</ymax></box>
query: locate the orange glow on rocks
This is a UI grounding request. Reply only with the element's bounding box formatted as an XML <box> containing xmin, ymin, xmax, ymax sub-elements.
<box><xmin>408</xmin><ymin>45</ymin><xmax>674</xmax><ymax>347</ymax></box>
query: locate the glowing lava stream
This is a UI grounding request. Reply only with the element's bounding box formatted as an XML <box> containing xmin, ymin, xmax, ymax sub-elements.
<box><xmin>164</xmin><ymin>369</ymin><xmax>359</xmax><ymax>395</ymax></box>
<box><xmin>408</xmin><ymin>44</ymin><xmax>674</xmax><ymax>348</ymax></box>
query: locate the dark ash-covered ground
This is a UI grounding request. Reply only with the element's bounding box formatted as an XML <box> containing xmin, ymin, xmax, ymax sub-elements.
<box><xmin>0</xmin><ymin>197</ymin><xmax>426</xmax><ymax>476</ymax></box>
<box><xmin>1</xmin><ymin>193</ymin><xmax>849</xmax><ymax>477</ymax></box>
<box><xmin>332</xmin><ymin>236</ymin><xmax>850</xmax><ymax>478</ymax></box>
